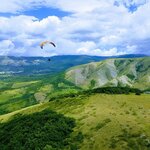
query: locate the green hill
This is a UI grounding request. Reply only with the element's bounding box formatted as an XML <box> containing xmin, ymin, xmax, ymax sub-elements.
<box><xmin>0</xmin><ymin>93</ymin><xmax>150</xmax><ymax>150</ymax></box>
<box><xmin>65</xmin><ymin>57</ymin><xmax>150</xmax><ymax>90</ymax></box>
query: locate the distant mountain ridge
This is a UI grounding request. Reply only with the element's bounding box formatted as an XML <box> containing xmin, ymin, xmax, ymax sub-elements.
<box><xmin>65</xmin><ymin>57</ymin><xmax>150</xmax><ymax>90</ymax></box>
<box><xmin>0</xmin><ymin>54</ymin><xmax>147</xmax><ymax>77</ymax></box>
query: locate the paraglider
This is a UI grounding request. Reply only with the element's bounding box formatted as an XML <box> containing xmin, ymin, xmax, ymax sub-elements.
<box><xmin>40</xmin><ymin>41</ymin><xmax>56</xmax><ymax>49</ymax></box>
<box><xmin>40</xmin><ymin>40</ymin><xmax>56</xmax><ymax>62</ymax></box>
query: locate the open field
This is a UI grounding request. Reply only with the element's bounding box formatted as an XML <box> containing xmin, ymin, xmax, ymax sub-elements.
<box><xmin>1</xmin><ymin>94</ymin><xmax>150</xmax><ymax>150</ymax></box>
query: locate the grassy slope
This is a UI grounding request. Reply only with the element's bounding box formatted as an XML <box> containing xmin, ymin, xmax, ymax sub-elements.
<box><xmin>1</xmin><ymin>94</ymin><xmax>150</xmax><ymax>150</ymax></box>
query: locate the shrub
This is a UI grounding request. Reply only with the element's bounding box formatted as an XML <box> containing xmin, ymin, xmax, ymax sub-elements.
<box><xmin>135</xmin><ymin>91</ymin><xmax>141</xmax><ymax>95</ymax></box>
<box><xmin>109</xmin><ymin>129</ymin><xmax>150</xmax><ymax>150</ymax></box>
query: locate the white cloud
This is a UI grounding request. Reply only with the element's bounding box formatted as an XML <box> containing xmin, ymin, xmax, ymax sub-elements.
<box><xmin>76</xmin><ymin>41</ymin><xmax>96</xmax><ymax>54</ymax></box>
<box><xmin>100</xmin><ymin>35</ymin><xmax>122</xmax><ymax>46</ymax></box>
<box><xmin>98</xmin><ymin>48</ymin><xmax>119</xmax><ymax>56</ymax></box>
<box><xmin>0</xmin><ymin>0</ymin><xmax>150</xmax><ymax>56</ymax></box>
<box><xmin>0</xmin><ymin>40</ymin><xmax>15</xmax><ymax>55</ymax></box>
<box><xmin>48</xmin><ymin>0</ymin><xmax>108</xmax><ymax>13</ymax></box>
<box><xmin>126</xmin><ymin>45</ymin><xmax>137</xmax><ymax>53</ymax></box>
<box><xmin>0</xmin><ymin>0</ymin><xmax>45</xmax><ymax>13</ymax></box>
<box><xmin>76</xmin><ymin>47</ymin><xmax>123</xmax><ymax>56</ymax></box>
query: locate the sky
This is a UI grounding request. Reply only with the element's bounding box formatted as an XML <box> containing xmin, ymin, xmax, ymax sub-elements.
<box><xmin>0</xmin><ymin>0</ymin><xmax>150</xmax><ymax>56</ymax></box>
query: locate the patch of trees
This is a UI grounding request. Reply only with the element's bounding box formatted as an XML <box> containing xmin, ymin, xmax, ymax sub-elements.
<box><xmin>89</xmin><ymin>79</ymin><xmax>96</xmax><ymax>89</ymax></box>
<box><xmin>49</xmin><ymin>87</ymin><xmax>142</xmax><ymax>102</ymax></box>
<box><xmin>87</xmin><ymin>87</ymin><xmax>142</xmax><ymax>95</ymax></box>
<box><xmin>0</xmin><ymin>109</ymin><xmax>82</xmax><ymax>150</ymax></box>
<box><xmin>49</xmin><ymin>92</ymin><xmax>79</xmax><ymax>101</ymax></box>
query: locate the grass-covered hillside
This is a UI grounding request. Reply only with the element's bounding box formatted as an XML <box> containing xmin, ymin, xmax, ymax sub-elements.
<box><xmin>0</xmin><ymin>92</ymin><xmax>150</xmax><ymax>150</ymax></box>
<box><xmin>65</xmin><ymin>57</ymin><xmax>150</xmax><ymax>90</ymax></box>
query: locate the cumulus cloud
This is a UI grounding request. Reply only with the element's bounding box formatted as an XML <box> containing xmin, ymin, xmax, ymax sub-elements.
<box><xmin>0</xmin><ymin>40</ymin><xmax>15</xmax><ymax>55</ymax></box>
<box><xmin>0</xmin><ymin>0</ymin><xmax>150</xmax><ymax>56</ymax></box>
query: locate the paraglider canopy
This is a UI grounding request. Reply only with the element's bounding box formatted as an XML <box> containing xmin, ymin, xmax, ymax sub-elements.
<box><xmin>40</xmin><ymin>41</ymin><xmax>56</xmax><ymax>49</ymax></box>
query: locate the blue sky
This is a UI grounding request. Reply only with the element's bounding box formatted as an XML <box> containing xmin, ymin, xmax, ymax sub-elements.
<box><xmin>23</xmin><ymin>7</ymin><xmax>71</xmax><ymax>19</ymax></box>
<box><xmin>0</xmin><ymin>7</ymin><xmax>70</xmax><ymax>19</ymax></box>
<box><xmin>0</xmin><ymin>0</ymin><xmax>150</xmax><ymax>56</ymax></box>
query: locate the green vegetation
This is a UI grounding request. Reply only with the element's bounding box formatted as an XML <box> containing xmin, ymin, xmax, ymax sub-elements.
<box><xmin>109</xmin><ymin>129</ymin><xmax>150</xmax><ymax>149</ymax></box>
<box><xmin>1</xmin><ymin>57</ymin><xmax>149</xmax><ymax>115</ymax></box>
<box><xmin>89</xmin><ymin>79</ymin><xmax>96</xmax><ymax>89</ymax></box>
<box><xmin>0</xmin><ymin>109</ymin><xmax>83</xmax><ymax>150</ymax></box>
<box><xmin>94</xmin><ymin>118</ymin><xmax>111</xmax><ymax>131</ymax></box>
<box><xmin>0</xmin><ymin>69</ymin><xmax>142</xmax><ymax>115</ymax></box>
<box><xmin>87</xmin><ymin>87</ymin><xmax>142</xmax><ymax>94</ymax></box>
<box><xmin>0</xmin><ymin>93</ymin><xmax>149</xmax><ymax>150</ymax></box>
<box><xmin>0</xmin><ymin>73</ymin><xmax>80</xmax><ymax>115</ymax></box>
<box><xmin>0</xmin><ymin>57</ymin><xmax>150</xmax><ymax>150</ymax></box>
<box><xmin>48</xmin><ymin>87</ymin><xmax>142</xmax><ymax>102</ymax></box>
